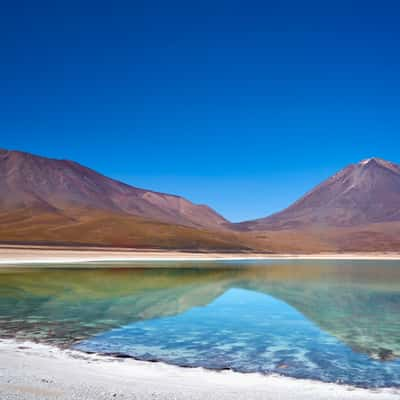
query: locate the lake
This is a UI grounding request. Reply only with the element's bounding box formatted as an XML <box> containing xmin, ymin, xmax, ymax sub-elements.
<box><xmin>1</xmin><ymin>260</ymin><xmax>400</xmax><ymax>388</ymax></box>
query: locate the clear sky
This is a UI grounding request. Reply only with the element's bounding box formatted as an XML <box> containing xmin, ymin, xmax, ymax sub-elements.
<box><xmin>1</xmin><ymin>1</ymin><xmax>400</xmax><ymax>221</ymax></box>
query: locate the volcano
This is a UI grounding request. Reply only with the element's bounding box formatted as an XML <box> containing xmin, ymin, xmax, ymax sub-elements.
<box><xmin>236</xmin><ymin>158</ymin><xmax>400</xmax><ymax>231</ymax></box>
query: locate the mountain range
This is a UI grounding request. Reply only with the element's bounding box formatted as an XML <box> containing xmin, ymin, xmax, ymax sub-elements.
<box><xmin>1</xmin><ymin>148</ymin><xmax>400</xmax><ymax>252</ymax></box>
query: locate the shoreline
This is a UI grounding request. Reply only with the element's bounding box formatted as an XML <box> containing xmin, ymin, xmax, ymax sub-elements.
<box><xmin>1</xmin><ymin>246</ymin><xmax>400</xmax><ymax>265</ymax></box>
<box><xmin>1</xmin><ymin>339</ymin><xmax>399</xmax><ymax>400</ymax></box>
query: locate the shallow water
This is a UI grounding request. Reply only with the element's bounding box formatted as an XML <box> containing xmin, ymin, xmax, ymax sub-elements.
<box><xmin>1</xmin><ymin>260</ymin><xmax>400</xmax><ymax>387</ymax></box>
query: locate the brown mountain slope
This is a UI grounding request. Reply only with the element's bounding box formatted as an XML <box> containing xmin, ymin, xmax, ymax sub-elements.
<box><xmin>3</xmin><ymin>208</ymin><xmax>400</xmax><ymax>252</ymax></box>
<box><xmin>246</xmin><ymin>223</ymin><xmax>400</xmax><ymax>253</ymax></box>
<box><xmin>0</xmin><ymin>208</ymin><xmax>250</xmax><ymax>250</ymax></box>
<box><xmin>0</xmin><ymin>149</ymin><xmax>227</xmax><ymax>229</ymax></box>
<box><xmin>235</xmin><ymin>158</ymin><xmax>400</xmax><ymax>231</ymax></box>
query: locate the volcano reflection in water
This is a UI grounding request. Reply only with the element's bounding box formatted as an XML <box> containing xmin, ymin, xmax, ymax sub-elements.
<box><xmin>1</xmin><ymin>260</ymin><xmax>400</xmax><ymax>387</ymax></box>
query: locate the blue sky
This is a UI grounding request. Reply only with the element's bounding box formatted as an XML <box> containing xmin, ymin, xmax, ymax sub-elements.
<box><xmin>1</xmin><ymin>1</ymin><xmax>400</xmax><ymax>221</ymax></box>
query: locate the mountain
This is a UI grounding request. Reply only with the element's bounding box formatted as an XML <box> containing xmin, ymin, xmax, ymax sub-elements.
<box><xmin>0</xmin><ymin>148</ymin><xmax>252</xmax><ymax>250</ymax></box>
<box><xmin>0</xmin><ymin>148</ymin><xmax>227</xmax><ymax>229</ymax></box>
<box><xmin>236</xmin><ymin>157</ymin><xmax>400</xmax><ymax>231</ymax></box>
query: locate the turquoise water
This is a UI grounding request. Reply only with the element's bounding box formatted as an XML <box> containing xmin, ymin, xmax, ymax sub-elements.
<box><xmin>1</xmin><ymin>261</ymin><xmax>400</xmax><ymax>387</ymax></box>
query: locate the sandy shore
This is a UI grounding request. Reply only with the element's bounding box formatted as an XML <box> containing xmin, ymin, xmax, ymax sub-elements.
<box><xmin>0</xmin><ymin>339</ymin><xmax>399</xmax><ymax>400</ymax></box>
<box><xmin>1</xmin><ymin>245</ymin><xmax>400</xmax><ymax>265</ymax></box>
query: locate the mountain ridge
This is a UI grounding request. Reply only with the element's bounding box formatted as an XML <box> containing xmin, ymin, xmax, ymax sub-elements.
<box><xmin>0</xmin><ymin>148</ymin><xmax>228</xmax><ymax>230</ymax></box>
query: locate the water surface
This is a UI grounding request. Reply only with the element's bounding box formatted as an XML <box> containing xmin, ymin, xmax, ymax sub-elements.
<box><xmin>1</xmin><ymin>260</ymin><xmax>400</xmax><ymax>387</ymax></box>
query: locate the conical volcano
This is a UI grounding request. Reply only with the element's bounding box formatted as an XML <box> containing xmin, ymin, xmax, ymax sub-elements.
<box><xmin>237</xmin><ymin>158</ymin><xmax>400</xmax><ymax>231</ymax></box>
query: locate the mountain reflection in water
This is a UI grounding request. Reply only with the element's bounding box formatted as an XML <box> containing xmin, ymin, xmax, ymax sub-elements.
<box><xmin>1</xmin><ymin>261</ymin><xmax>400</xmax><ymax>386</ymax></box>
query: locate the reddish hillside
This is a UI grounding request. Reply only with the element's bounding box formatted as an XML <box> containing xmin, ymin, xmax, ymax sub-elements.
<box><xmin>0</xmin><ymin>149</ymin><xmax>228</xmax><ymax>230</ymax></box>
<box><xmin>236</xmin><ymin>158</ymin><xmax>400</xmax><ymax>231</ymax></box>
